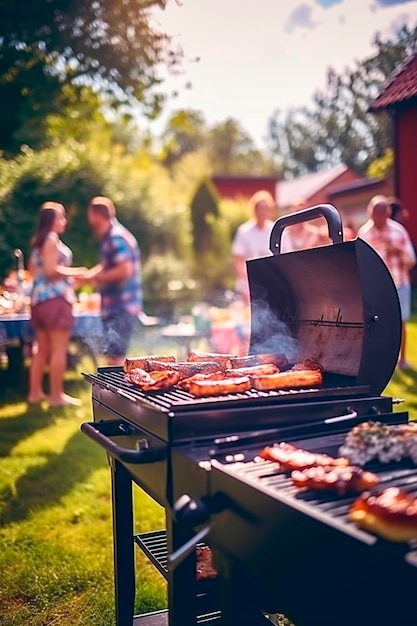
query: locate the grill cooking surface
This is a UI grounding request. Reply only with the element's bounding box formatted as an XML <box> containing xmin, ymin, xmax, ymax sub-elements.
<box><xmin>85</xmin><ymin>369</ymin><xmax>369</xmax><ymax>412</ymax></box>
<box><xmin>213</xmin><ymin>429</ymin><xmax>417</xmax><ymax>550</ymax></box>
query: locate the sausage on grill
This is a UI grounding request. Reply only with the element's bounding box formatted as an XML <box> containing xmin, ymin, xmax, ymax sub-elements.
<box><xmin>146</xmin><ymin>360</ymin><xmax>221</xmax><ymax>379</ymax></box>
<box><xmin>229</xmin><ymin>353</ymin><xmax>289</xmax><ymax>369</ymax></box>
<box><xmin>188</xmin><ymin>351</ymin><xmax>234</xmax><ymax>370</ymax></box>
<box><xmin>125</xmin><ymin>367</ymin><xmax>181</xmax><ymax>391</ymax></box>
<box><xmin>250</xmin><ymin>368</ymin><xmax>323</xmax><ymax>391</ymax></box>
<box><xmin>178</xmin><ymin>371</ymin><xmax>225</xmax><ymax>392</ymax></box>
<box><xmin>188</xmin><ymin>376</ymin><xmax>251</xmax><ymax>397</ymax></box>
<box><xmin>123</xmin><ymin>355</ymin><xmax>176</xmax><ymax>374</ymax></box>
<box><xmin>225</xmin><ymin>363</ymin><xmax>279</xmax><ymax>378</ymax></box>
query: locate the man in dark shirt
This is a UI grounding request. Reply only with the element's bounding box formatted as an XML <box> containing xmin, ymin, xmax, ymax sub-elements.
<box><xmin>86</xmin><ymin>196</ymin><xmax>142</xmax><ymax>365</ymax></box>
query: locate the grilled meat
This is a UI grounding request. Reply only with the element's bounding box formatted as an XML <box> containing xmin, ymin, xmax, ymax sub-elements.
<box><xmin>350</xmin><ymin>487</ymin><xmax>417</xmax><ymax>542</ymax></box>
<box><xmin>291</xmin><ymin>465</ymin><xmax>379</xmax><ymax>495</ymax></box>
<box><xmin>250</xmin><ymin>368</ymin><xmax>323</xmax><ymax>391</ymax></box>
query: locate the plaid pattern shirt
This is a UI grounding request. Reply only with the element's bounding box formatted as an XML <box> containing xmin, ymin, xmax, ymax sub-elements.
<box><xmin>99</xmin><ymin>220</ymin><xmax>142</xmax><ymax>319</ymax></box>
<box><xmin>358</xmin><ymin>218</ymin><xmax>416</xmax><ymax>287</ymax></box>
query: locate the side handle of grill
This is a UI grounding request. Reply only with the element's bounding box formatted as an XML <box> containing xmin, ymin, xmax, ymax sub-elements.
<box><xmin>81</xmin><ymin>421</ymin><xmax>166</xmax><ymax>464</ymax></box>
<box><xmin>167</xmin><ymin>494</ymin><xmax>219</xmax><ymax>572</ymax></box>
<box><xmin>269</xmin><ymin>203</ymin><xmax>344</xmax><ymax>254</ymax></box>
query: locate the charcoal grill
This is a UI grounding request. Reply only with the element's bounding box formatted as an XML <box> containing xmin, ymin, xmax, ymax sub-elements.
<box><xmin>81</xmin><ymin>204</ymin><xmax>412</xmax><ymax>626</ymax></box>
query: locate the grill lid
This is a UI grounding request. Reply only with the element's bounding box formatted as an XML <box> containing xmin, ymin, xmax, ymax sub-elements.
<box><xmin>247</xmin><ymin>204</ymin><xmax>401</xmax><ymax>396</ymax></box>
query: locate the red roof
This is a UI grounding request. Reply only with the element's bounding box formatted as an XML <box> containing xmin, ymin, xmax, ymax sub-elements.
<box><xmin>370</xmin><ymin>52</ymin><xmax>417</xmax><ymax>111</ymax></box>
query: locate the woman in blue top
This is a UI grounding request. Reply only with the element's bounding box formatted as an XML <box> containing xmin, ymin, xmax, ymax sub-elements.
<box><xmin>28</xmin><ymin>202</ymin><xmax>87</xmax><ymax>406</ymax></box>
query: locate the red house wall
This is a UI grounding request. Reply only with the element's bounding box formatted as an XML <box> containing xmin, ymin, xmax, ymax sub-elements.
<box><xmin>395</xmin><ymin>107</ymin><xmax>417</xmax><ymax>248</ymax></box>
<box><xmin>211</xmin><ymin>176</ymin><xmax>278</xmax><ymax>201</ymax></box>
<box><xmin>307</xmin><ymin>169</ymin><xmax>360</xmax><ymax>205</ymax></box>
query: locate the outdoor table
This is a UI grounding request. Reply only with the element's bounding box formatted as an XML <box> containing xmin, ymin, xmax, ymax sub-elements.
<box><xmin>0</xmin><ymin>311</ymin><xmax>102</xmax><ymax>389</ymax></box>
<box><xmin>160</xmin><ymin>322</ymin><xmax>211</xmax><ymax>359</ymax></box>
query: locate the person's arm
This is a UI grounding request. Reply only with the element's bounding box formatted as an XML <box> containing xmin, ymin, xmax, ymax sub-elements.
<box><xmin>42</xmin><ymin>237</ymin><xmax>87</xmax><ymax>279</ymax></box>
<box><xmin>385</xmin><ymin>227</ymin><xmax>416</xmax><ymax>269</ymax></box>
<box><xmin>93</xmin><ymin>260</ymin><xmax>132</xmax><ymax>285</ymax></box>
<box><xmin>233</xmin><ymin>254</ymin><xmax>247</xmax><ymax>282</ymax></box>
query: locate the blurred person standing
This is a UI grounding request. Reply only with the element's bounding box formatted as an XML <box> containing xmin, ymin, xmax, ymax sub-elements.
<box><xmin>28</xmin><ymin>202</ymin><xmax>87</xmax><ymax>406</ymax></box>
<box><xmin>358</xmin><ymin>195</ymin><xmax>416</xmax><ymax>370</ymax></box>
<box><xmin>231</xmin><ymin>190</ymin><xmax>275</xmax><ymax>305</ymax></box>
<box><xmin>388</xmin><ymin>196</ymin><xmax>410</xmax><ymax>225</ymax></box>
<box><xmin>280</xmin><ymin>198</ymin><xmax>329</xmax><ymax>253</ymax></box>
<box><xmin>86</xmin><ymin>196</ymin><xmax>142</xmax><ymax>366</ymax></box>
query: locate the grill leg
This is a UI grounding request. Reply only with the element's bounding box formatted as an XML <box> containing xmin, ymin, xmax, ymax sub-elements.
<box><xmin>166</xmin><ymin>513</ymin><xmax>199</xmax><ymax>626</ymax></box>
<box><xmin>215</xmin><ymin>555</ymin><xmax>267</xmax><ymax>626</ymax></box>
<box><xmin>111</xmin><ymin>458</ymin><xmax>135</xmax><ymax>626</ymax></box>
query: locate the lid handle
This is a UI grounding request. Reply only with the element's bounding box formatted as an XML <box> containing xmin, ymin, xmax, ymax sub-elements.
<box><xmin>270</xmin><ymin>203</ymin><xmax>344</xmax><ymax>255</ymax></box>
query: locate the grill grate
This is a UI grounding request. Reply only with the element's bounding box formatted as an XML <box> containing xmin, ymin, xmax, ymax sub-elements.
<box><xmin>84</xmin><ymin>370</ymin><xmax>369</xmax><ymax>413</ymax></box>
<box><xmin>222</xmin><ymin>430</ymin><xmax>417</xmax><ymax>552</ymax></box>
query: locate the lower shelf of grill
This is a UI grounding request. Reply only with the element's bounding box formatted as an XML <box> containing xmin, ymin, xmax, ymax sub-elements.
<box><xmin>134</xmin><ymin>529</ymin><xmax>218</xmax><ymax>594</ymax></box>
<box><xmin>133</xmin><ymin>610</ymin><xmax>222</xmax><ymax>625</ymax></box>
<box><xmin>134</xmin><ymin>530</ymin><xmax>169</xmax><ymax>579</ymax></box>
<box><xmin>133</xmin><ymin>609</ymin><xmax>275</xmax><ymax>625</ymax></box>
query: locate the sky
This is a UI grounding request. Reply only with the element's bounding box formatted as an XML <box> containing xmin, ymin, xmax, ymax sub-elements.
<box><xmin>149</xmin><ymin>0</ymin><xmax>417</xmax><ymax>149</ymax></box>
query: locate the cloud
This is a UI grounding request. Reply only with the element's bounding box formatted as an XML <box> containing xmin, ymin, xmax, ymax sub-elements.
<box><xmin>317</xmin><ymin>0</ymin><xmax>343</xmax><ymax>7</ymax></box>
<box><xmin>374</xmin><ymin>0</ymin><xmax>417</xmax><ymax>6</ymax></box>
<box><xmin>284</xmin><ymin>4</ymin><xmax>322</xmax><ymax>33</ymax></box>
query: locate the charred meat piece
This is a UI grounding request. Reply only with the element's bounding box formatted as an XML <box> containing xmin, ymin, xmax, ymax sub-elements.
<box><xmin>123</xmin><ymin>355</ymin><xmax>176</xmax><ymax>374</ymax></box>
<box><xmin>291</xmin><ymin>465</ymin><xmax>379</xmax><ymax>496</ymax></box>
<box><xmin>125</xmin><ymin>367</ymin><xmax>181</xmax><ymax>391</ymax></box>
<box><xmin>350</xmin><ymin>487</ymin><xmax>417</xmax><ymax>542</ymax></box>
<box><xmin>146</xmin><ymin>360</ymin><xmax>220</xmax><ymax>379</ymax></box>
<box><xmin>188</xmin><ymin>351</ymin><xmax>234</xmax><ymax>370</ymax></box>
<box><xmin>178</xmin><ymin>371</ymin><xmax>225</xmax><ymax>392</ymax></box>
<box><xmin>229</xmin><ymin>353</ymin><xmax>289</xmax><ymax>369</ymax></box>
<box><xmin>188</xmin><ymin>376</ymin><xmax>251</xmax><ymax>397</ymax></box>
<box><xmin>225</xmin><ymin>363</ymin><xmax>279</xmax><ymax>378</ymax></box>
<box><xmin>260</xmin><ymin>442</ymin><xmax>349</xmax><ymax>472</ymax></box>
<box><xmin>250</xmin><ymin>369</ymin><xmax>322</xmax><ymax>391</ymax></box>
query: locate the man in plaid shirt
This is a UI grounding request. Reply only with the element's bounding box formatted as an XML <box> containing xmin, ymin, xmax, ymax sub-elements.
<box><xmin>358</xmin><ymin>195</ymin><xmax>416</xmax><ymax>370</ymax></box>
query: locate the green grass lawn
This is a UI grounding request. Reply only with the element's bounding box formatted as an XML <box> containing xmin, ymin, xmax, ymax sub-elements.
<box><xmin>0</xmin><ymin>322</ymin><xmax>416</xmax><ymax>626</ymax></box>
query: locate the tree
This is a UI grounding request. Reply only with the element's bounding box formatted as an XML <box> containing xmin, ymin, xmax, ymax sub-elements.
<box><xmin>207</xmin><ymin>118</ymin><xmax>278</xmax><ymax>175</ymax></box>
<box><xmin>189</xmin><ymin>179</ymin><xmax>231</xmax><ymax>294</ymax></box>
<box><xmin>159</xmin><ymin>109</ymin><xmax>207</xmax><ymax>167</ymax></box>
<box><xmin>0</xmin><ymin>0</ymin><xmax>180</xmax><ymax>155</ymax></box>
<box><xmin>267</xmin><ymin>24</ymin><xmax>417</xmax><ymax>177</ymax></box>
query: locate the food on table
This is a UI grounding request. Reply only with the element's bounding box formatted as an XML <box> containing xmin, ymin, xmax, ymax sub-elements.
<box><xmin>260</xmin><ymin>442</ymin><xmax>349</xmax><ymax>472</ymax></box>
<box><xmin>123</xmin><ymin>355</ymin><xmax>176</xmax><ymax>374</ymax></box>
<box><xmin>349</xmin><ymin>487</ymin><xmax>417</xmax><ymax>542</ymax></box>
<box><xmin>339</xmin><ymin>420</ymin><xmax>417</xmax><ymax>466</ymax></box>
<box><xmin>125</xmin><ymin>367</ymin><xmax>181</xmax><ymax>391</ymax></box>
<box><xmin>229</xmin><ymin>353</ymin><xmax>289</xmax><ymax>369</ymax></box>
<box><xmin>250</xmin><ymin>368</ymin><xmax>323</xmax><ymax>391</ymax></box>
<box><xmin>225</xmin><ymin>363</ymin><xmax>279</xmax><ymax>378</ymax></box>
<box><xmin>291</xmin><ymin>465</ymin><xmax>379</xmax><ymax>495</ymax></box>
<box><xmin>187</xmin><ymin>376</ymin><xmax>252</xmax><ymax>397</ymax></box>
<box><xmin>188</xmin><ymin>351</ymin><xmax>234</xmax><ymax>370</ymax></box>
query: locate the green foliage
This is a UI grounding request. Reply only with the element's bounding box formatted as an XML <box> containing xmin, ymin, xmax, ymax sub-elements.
<box><xmin>189</xmin><ymin>180</ymin><xmax>236</xmax><ymax>296</ymax></box>
<box><xmin>142</xmin><ymin>253</ymin><xmax>197</xmax><ymax>318</ymax></box>
<box><xmin>0</xmin><ymin>145</ymin><xmax>105</xmax><ymax>276</ymax></box>
<box><xmin>0</xmin><ymin>141</ymin><xmax>194</xmax><ymax>281</ymax></box>
<box><xmin>367</xmin><ymin>148</ymin><xmax>394</xmax><ymax>180</ymax></box>
<box><xmin>0</xmin><ymin>385</ymin><xmax>166</xmax><ymax>626</ymax></box>
<box><xmin>190</xmin><ymin>178</ymin><xmax>220</xmax><ymax>254</ymax></box>
<box><xmin>267</xmin><ymin>24</ymin><xmax>417</xmax><ymax>176</ymax></box>
<box><xmin>0</xmin><ymin>0</ymin><xmax>179</xmax><ymax>155</ymax></box>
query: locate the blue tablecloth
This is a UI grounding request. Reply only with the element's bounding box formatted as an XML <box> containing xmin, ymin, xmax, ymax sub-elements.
<box><xmin>0</xmin><ymin>313</ymin><xmax>103</xmax><ymax>346</ymax></box>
